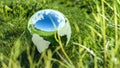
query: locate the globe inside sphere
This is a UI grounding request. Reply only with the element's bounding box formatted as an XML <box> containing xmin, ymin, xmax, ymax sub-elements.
<box><xmin>27</xmin><ymin>9</ymin><xmax>71</xmax><ymax>53</ymax></box>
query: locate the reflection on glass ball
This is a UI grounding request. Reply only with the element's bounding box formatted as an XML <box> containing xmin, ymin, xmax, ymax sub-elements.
<box><xmin>28</xmin><ymin>9</ymin><xmax>71</xmax><ymax>53</ymax></box>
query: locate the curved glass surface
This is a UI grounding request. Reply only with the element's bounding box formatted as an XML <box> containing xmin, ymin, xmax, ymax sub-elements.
<box><xmin>31</xmin><ymin>9</ymin><xmax>66</xmax><ymax>32</ymax></box>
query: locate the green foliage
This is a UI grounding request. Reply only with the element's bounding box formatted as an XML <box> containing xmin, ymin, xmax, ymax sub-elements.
<box><xmin>0</xmin><ymin>0</ymin><xmax>120</xmax><ymax>68</ymax></box>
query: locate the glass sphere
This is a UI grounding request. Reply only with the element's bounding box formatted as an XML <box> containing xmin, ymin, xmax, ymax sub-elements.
<box><xmin>28</xmin><ymin>9</ymin><xmax>71</xmax><ymax>53</ymax></box>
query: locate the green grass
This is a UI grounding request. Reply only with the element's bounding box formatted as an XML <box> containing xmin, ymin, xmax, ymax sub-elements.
<box><xmin>0</xmin><ymin>0</ymin><xmax>120</xmax><ymax>68</ymax></box>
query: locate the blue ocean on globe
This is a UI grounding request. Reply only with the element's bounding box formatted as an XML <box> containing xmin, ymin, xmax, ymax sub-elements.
<box><xmin>33</xmin><ymin>10</ymin><xmax>65</xmax><ymax>32</ymax></box>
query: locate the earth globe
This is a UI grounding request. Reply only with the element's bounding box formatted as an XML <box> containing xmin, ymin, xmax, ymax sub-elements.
<box><xmin>28</xmin><ymin>9</ymin><xmax>71</xmax><ymax>53</ymax></box>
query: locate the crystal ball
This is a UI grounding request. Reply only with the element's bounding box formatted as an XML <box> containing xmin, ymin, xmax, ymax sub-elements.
<box><xmin>28</xmin><ymin>9</ymin><xmax>71</xmax><ymax>53</ymax></box>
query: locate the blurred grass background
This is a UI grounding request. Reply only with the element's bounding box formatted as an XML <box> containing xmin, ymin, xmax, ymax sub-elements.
<box><xmin>0</xmin><ymin>0</ymin><xmax>120</xmax><ymax>68</ymax></box>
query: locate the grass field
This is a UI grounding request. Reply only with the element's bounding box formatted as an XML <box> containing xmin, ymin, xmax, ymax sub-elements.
<box><xmin>0</xmin><ymin>0</ymin><xmax>120</xmax><ymax>68</ymax></box>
